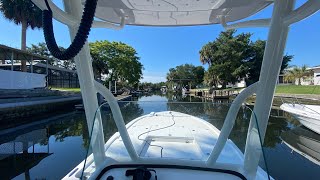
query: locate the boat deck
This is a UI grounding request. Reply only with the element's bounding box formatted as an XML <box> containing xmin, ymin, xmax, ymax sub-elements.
<box><xmin>65</xmin><ymin>111</ymin><xmax>270</xmax><ymax>179</ymax></box>
<box><xmin>105</xmin><ymin>111</ymin><xmax>243</xmax><ymax>163</ymax></box>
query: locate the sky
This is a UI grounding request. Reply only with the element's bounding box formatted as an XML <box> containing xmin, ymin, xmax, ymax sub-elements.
<box><xmin>0</xmin><ymin>0</ymin><xmax>319</xmax><ymax>83</ymax></box>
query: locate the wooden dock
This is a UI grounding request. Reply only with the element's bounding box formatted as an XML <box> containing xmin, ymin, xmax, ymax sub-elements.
<box><xmin>193</xmin><ymin>89</ymin><xmax>240</xmax><ymax>99</ymax></box>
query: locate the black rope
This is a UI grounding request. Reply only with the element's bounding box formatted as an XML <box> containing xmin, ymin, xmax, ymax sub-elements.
<box><xmin>42</xmin><ymin>0</ymin><xmax>98</xmax><ymax>60</ymax></box>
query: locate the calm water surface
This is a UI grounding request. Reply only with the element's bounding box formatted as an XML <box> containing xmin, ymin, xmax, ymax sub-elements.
<box><xmin>1</xmin><ymin>93</ymin><xmax>320</xmax><ymax>179</ymax></box>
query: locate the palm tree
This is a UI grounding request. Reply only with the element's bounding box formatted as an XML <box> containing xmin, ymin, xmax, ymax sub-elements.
<box><xmin>284</xmin><ymin>65</ymin><xmax>313</xmax><ymax>85</ymax></box>
<box><xmin>0</xmin><ymin>0</ymin><xmax>42</xmax><ymax>72</ymax></box>
<box><xmin>199</xmin><ymin>42</ymin><xmax>215</xmax><ymax>66</ymax></box>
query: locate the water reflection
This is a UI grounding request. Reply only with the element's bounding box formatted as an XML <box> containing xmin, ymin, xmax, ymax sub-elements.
<box><xmin>0</xmin><ymin>113</ymin><xmax>89</xmax><ymax>179</ymax></box>
<box><xmin>0</xmin><ymin>129</ymin><xmax>50</xmax><ymax>180</ymax></box>
<box><xmin>281</xmin><ymin>126</ymin><xmax>320</xmax><ymax>165</ymax></box>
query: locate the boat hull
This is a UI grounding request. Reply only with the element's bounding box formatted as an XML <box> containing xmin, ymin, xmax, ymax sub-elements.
<box><xmin>280</xmin><ymin>104</ymin><xmax>320</xmax><ymax>134</ymax></box>
<box><xmin>295</xmin><ymin>115</ymin><xmax>320</xmax><ymax>134</ymax></box>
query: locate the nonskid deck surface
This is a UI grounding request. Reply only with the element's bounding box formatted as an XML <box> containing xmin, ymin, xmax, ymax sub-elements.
<box><xmin>93</xmin><ymin>111</ymin><xmax>247</xmax><ymax>179</ymax></box>
<box><xmin>105</xmin><ymin>111</ymin><xmax>244</xmax><ymax>163</ymax></box>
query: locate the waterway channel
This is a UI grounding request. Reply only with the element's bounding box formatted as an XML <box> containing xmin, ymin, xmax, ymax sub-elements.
<box><xmin>1</xmin><ymin>92</ymin><xmax>319</xmax><ymax>179</ymax></box>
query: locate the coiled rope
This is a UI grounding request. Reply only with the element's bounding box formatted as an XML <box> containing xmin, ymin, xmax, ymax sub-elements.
<box><xmin>42</xmin><ymin>0</ymin><xmax>98</xmax><ymax>60</ymax></box>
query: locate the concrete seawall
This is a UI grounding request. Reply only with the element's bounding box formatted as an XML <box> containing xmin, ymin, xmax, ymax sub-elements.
<box><xmin>0</xmin><ymin>96</ymin><xmax>82</xmax><ymax>130</ymax></box>
<box><xmin>274</xmin><ymin>93</ymin><xmax>320</xmax><ymax>101</ymax></box>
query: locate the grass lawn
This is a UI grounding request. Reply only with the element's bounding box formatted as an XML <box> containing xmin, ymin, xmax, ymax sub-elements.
<box><xmin>51</xmin><ymin>87</ymin><xmax>81</xmax><ymax>92</ymax></box>
<box><xmin>275</xmin><ymin>85</ymin><xmax>320</xmax><ymax>95</ymax></box>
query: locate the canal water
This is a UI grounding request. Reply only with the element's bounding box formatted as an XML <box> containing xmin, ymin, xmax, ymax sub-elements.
<box><xmin>1</xmin><ymin>93</ymin><xmax>320</xmax><ymax>179</ymax></box>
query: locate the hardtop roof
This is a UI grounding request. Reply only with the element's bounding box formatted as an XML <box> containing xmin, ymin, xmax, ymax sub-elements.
<box><xmin>95</xmin><ymin>0</ymin><xmax>272</xmax><ymax>26</ymax></box>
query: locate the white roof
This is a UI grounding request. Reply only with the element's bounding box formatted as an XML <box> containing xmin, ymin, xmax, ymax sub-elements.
<box><xmin>95</xmin><ymin>0</ymin><xmax>272</xmax><ymax>26</ymax></box>
<box><xmin>311</xmin><ymin>66</ymin><xmax>320</xmax><ymax>70</ymax></box>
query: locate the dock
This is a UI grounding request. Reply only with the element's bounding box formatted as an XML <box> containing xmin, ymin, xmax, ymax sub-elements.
<box><xmin>192</xmin><ymin>89</ymin><xmax>240</xmax><ymax>99</ymax></box>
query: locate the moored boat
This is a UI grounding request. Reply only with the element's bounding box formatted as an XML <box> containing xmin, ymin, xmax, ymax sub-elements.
<box><xmin>280</xmin><ymin>103</ymin><xmax>320</xmax><ymax>134</ymax></box>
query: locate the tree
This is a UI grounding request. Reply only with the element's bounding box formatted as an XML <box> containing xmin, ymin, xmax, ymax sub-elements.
<box><xmin>91</xmin><ymin>57</ymin><xmax>108</xmax><ymax>80</ymax></box>
<box><xmin>204</xmin><ymin>66</ymin><xmax>219</xmax><ymax>88</ymax></box>
<box><xmin>0</xmin><ymin>0</ymin><xmax>42</xmax><ymax>72</ymax></box>
<box><xmin>139</xmin><ymin>82</ymin><xmax>166</xmax><ymax>91</ymax></box>
<box><xmin>200</xmin><ymin>31</ymin><xmax>293</xmax><ymax>88</ymax></box>
<box><xmin>192</xmin><ymin>66</ymin><xmax>205</xmax><ymax>86</ymax></box>
<box><xmin>199</xmin><ymin>30</ymin><xmax>251</xmax><ymax>88</ymax></box>
<box><xmin>166</xmin><ymin>64</ymin><xmax>204</xmax><ymax>88</ymax></box>
<box><xmin>167</xmin><ymin>68</ymin><xmax>178</xmax><ymax>81</ymax></box>
<box><xmin>284</xmin><ymin>65</ymin><xmax>313</xmax><ymax>85</ymax></box>
<box><xmin>199</xmin><ymin>42</ymin><xmax>216</xmax><ymax>66</ymax></box>
<box><xmin>27</xmin><ymin>42</ymin><xmax>75</xmax><ymax>69</ymax></box>
<box><xmin>245</xmin><ymin>40</ymin><xmax>292</xmax><ymax>85</ymax></box>
<box><xmin>27</xmin><ymin>42</ymin><xmax>54</xmax><ymax>65</ymax></box>
<box><xmin>89</xmin><ymin>40</ymin><xmax>143</xmax><ymax>86</ymax></box>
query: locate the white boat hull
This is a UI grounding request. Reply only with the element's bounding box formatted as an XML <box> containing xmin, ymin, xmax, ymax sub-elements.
<box><xmin>64</xmin><ymin>111</ymin><xmax>269</xmax><ymax>179</ymax></box>
<box><xmin>280</xmin><ymin>103</ymin><xmax>320</xmax><ymax>134</ymax></box>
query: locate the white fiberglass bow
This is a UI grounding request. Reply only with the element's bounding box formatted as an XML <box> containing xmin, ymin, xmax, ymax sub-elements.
<box><xmin>280</xmin><ymin>103</ymin><xmax>320</xmax><ymax>134</ymax></box>
<box><xmin>31</xmin><ymin>0</ymin><xmax>320</xmax><ymax>179</ymax></box>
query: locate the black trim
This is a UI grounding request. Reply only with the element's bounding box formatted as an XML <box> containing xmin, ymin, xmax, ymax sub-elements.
<box><xmin>95</xmin><ymin>164</ymin><xmax>247</xmax><ymax>180</ymax></box>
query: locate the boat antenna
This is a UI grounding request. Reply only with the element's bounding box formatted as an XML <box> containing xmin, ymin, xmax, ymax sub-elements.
<box><xmin>42</xmin><ymin>0</ymin><xmax>98</xmax><ymax>60</ymax></box>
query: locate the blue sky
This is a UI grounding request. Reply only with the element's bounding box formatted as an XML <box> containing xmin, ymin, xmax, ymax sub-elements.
<box><xmin>0</xmin><ymin>1</ymin><xmax>319</xmax><ymax>82</ymax></box>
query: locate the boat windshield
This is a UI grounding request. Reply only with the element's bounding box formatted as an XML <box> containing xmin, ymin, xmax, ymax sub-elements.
<box><xmin>75</xmin><ymin>99</ymin><xmax>270</xmax><ymax>179</ymax></box>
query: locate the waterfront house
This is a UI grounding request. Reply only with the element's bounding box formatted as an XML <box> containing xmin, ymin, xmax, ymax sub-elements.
<box><xmin>311</xmin><ymin>65</ymin><xmax>320</xmax><ymax>85</ymax></box>
<box><xmin>0</xmin><ymin>45</ymin><xmax>79</xmax><ymax>89</ymax></box>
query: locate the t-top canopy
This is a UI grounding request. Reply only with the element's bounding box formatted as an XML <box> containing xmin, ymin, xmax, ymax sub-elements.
<box><xmin>94</xmin><ymin>0</ymin><xmax>272</xmax><ymax>26</ymax></box>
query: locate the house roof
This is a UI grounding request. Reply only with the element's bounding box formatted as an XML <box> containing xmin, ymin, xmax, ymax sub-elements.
<box><xmin>0</xmin><ymin>44</ymin><xmax>50</xmax><ymax>61</ymax></box>
<box><xmin>36</xmin><ymin>62</ymin><xmax>76</xmax><ymax>73</ymax></box>
<box><xmin>0</xmin><ymin>62</ymin><xmax>76</xmax><ymax>73</ymax></box>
